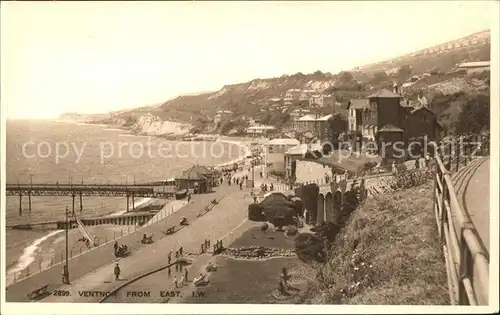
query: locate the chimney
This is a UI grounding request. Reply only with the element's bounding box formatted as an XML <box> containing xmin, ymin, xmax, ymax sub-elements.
<box><xmin>393</xmin><ymin>82</ymin><xmax>399</xmax><ymax>95</ymax></box>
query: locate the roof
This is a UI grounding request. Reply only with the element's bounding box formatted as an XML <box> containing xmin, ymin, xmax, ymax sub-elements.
<box><xmin>265</xmin><ymin>138</ymin><xmax>300</xmax><ymax>146</ymax></box>
<box><xmin>316</xmin><ymin>114</ymin><xmax>332</xmax><ymax>121</ymax></box>
<box><xmin>410</xmin><ymin>106</ymin><xmax>436</xmax><ymax>115</ymax></box>
<box><xmin>292</xmin><ymin>109</ymin><xmax>310</xmax><ymax>112</ymax></box>
<box><xmin>286</xmin><ymin>89</ymin><xmax>301</xmax><ymax>92</ymax></box>
<box><xmin>367</xmin><ymin>89</ymin><xmax>402</xmax><ymax>99</ymax></box>
<box><xmin>246</xmin><ymin>125</ymin><xmax>276</xmax><ymax>130</ymax></box>
<box><xmin>458</xmin><ymin>61</ymin><xmax>490</xmax><ymax>68</ymax></box>
<box><xmin>176</xmin><ymin>165</ymin><xmax>213</xmax><ymax>180</ymax></box>
<box><xmin>285</xmin><ymin>143</ymin><xmax>323</xmax><ymax>155</ymax></box>
<box><xmin>298</xmin><ymin>114</ymin><xmax>318</xmax><ymax>121</ymax></box>
<box><xmin>378</xmin><ymin>124</ymin><xmax>404</xmax><ymax>132</ymax></box>
<box><xmin>347</xmin><ymin>99</ymin><xmax>369</xmax><ymax>110</ymax></box>
<box><xmin>312</xmin><ymin>153</ymin><xmax>382</xmax><ymax>172</ymax></box>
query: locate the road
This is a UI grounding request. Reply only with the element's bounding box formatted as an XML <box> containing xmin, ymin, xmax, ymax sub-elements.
<box><xmin>464</xmin><ymin>157</ymin><xmax>490</xmax><ymax>252</ymax></box>
<box><xmin>40</xmin><ymin>190</ymin><xmax>253</xmax><ymax>302</ymax></box>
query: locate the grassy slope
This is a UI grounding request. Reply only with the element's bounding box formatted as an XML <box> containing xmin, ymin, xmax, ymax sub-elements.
<box><xmin>298</xmin><ymin>181</ymin><xmax>449</xmax><ymax>305</ymax></box>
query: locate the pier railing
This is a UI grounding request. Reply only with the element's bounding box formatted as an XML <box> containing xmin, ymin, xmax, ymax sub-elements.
<box><xmin>433</xmin><ymin>134</ymin><xmax>489</xmax><ymax>305</ymax></box>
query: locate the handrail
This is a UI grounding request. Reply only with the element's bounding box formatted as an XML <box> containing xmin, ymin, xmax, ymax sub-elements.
<box><xmin>433</xmin><ymin>134</ymin><xmax>489</xmax><ymax>305</ymax></box>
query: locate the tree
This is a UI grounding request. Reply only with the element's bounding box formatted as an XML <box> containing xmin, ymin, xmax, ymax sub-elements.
<box><xmin>337</xmin><ymin>71</ymin><xmax>354</xmax><ymax>83</ymax></box>
<box><xmin>372</xmin><ymin>71</ymin><xmax>389</xmax><ymax>83</ymax></box>
<box><xmin>454</xmin><ymin>94</ymin><xmax>490</xmax><ymax>134</ymax></box>
<box><xmin>326</xmin><ymin>113</ymin><xmax>348</xmax><ymax>149</ymax></box>
<box><xmin>396</xmin><ymin>65</ymin><xmax>413</xmax><ymax>83</ymax></box>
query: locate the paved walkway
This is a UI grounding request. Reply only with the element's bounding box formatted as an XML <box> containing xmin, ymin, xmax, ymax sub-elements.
<box><xmin>464</xmin><ymin>157</ymin><xmax>490</xmax><ymax>253</ymax></box>
<box><xmin>40</xmin><ymin>191</ymin><xmax>252</xmax><ymax>303</ymax></box>
<box><xmin>6</xmin><ymin>185</ymin><xmax>240</xmax><ymax>302</ymax></box>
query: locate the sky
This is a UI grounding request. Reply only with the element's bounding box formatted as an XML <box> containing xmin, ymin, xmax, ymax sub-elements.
<box><xmin>0</xmin><ymin>1</ymin><xmax>494</xmax><ymax>119</ymax></box>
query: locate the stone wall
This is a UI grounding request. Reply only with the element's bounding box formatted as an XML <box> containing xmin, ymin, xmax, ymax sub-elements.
<box><xmin>295</xmin><ymin>160</ymin><xmax>333</xmax><ymax>184</ymax></box>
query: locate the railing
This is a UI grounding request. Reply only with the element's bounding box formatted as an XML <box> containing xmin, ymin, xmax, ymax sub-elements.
<box><xmin>433</xmin><ymin>134</ymin><xmax>489</xmax><ymax>305</ymax></box>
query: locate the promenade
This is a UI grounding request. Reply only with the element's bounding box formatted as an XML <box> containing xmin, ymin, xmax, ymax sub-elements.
<box><xmin>6</xmin><ymin>184</ymin><xmax>241</xmax><ymax>302</ymax></box>
<box><xmin>40</xmin><ymin>190</ymin><xmax>252</xmax><ymax>302</ymax></box>
<box><xmin>464</xmin><ymin>157</ymin><xmax>490</xmax><ymax>252</ymax></box>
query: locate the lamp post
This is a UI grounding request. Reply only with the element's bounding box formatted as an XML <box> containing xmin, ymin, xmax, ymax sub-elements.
<box><xmin>64</xmin><ymin>206</ymin><xmax>70</xmax><ymax>284</ymax></box>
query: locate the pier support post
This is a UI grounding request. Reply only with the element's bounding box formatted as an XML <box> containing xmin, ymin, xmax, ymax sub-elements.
<box><xmin>79</xmin><ymin>192</ymin><xmax>83</xmax><ymax>212</ymax></box>
<box><xmin>126</xmin><ymin>194</ymin><xmax>130</xmax><ymax>212</ymax></box>
<box><xmin>132</xmin><ymin>193</ymin><xmax>135</xmax><ymax>211</ymax></box>
<box><xmin>19</xmin><ymin>193</ymin><xmax>22</xmax><ymax>216</ymax></box>
<box><xmin>72</xmin><ymin>193</ymin><xmax>76</xmax><ymax>216</ymax></box>
<box><xmin>28</xmin><ymin>191</ymin><xmax>32</xmax><ymax>213</ymax></box>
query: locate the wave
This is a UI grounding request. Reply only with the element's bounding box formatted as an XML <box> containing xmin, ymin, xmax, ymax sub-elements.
<box><xmin>6</xmin><ymin>230</ymin><xmax>64</xmax><ymax>278</ymax></box>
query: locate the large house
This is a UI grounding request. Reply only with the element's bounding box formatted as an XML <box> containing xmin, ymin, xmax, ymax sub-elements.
<box><xmin>309</xmin><ymin>94</ymin><xmax>335</xmax><ymax>108</ymax></box>
<box><xmin>347</xmin><ymin>87</ymin><xmax>443</xmax><ymax>161</ymax></box>
<box><xmin>262</xmin><ymin>138</ymin><xmax>300</xmax><ymax>176</ymax></box>
<box><xmin>284</xmin><ymin>89</ymin><xmax>301</xmax><ymax>102</ymax></box>
<box><xmin>292</xmin><ymin>113</ymin><xmax>332</xmax><ymax>142</ymax></box>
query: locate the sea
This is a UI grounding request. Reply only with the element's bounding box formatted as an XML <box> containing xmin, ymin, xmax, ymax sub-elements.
<box><xmin>4</xmin><ymin>119</ymin><xmax>247</xmax><ymax>281</ymax></box>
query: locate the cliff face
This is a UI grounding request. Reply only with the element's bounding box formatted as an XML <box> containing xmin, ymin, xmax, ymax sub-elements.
<box><xmin>130</xmin><ymin>114</ymin><xmax>192</xmax><ymax>136</ymax></box>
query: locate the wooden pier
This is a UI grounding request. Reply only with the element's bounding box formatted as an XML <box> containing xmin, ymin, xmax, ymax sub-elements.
<box><xmin>5</xmin><ymin>182</ymin><xmax>176</xmax><ymax>216</ymax></box>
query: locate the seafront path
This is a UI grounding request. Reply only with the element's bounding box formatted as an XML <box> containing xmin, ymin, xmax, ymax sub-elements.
<box><xmin>6</xmin><ymin>184</ymin><xmax>241</xmax><ymax>302</ymax></box>
<box><xmin>463</xmin><ymin>157</ymin><xmax>490</xmax><ymax>252</ymax></box>
<box><xmin>36</xmin><ymin>166</ymin><xmax>284</xmax><ymax>302</ymax></box>
<box><xmin>40</xmin><ymin>190</ymin><xmax>254</xmax><ymax>302</ymax></box>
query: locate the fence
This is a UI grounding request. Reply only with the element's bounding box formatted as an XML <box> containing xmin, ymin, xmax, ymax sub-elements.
<box><xmin>7</xmin><ymin>201</ymin><xmax>183</xmax><ymax>286</ymax></box>
<box><xmin>433</xmin><ymin>134</ymin><xmax>489</xmax><ymax>305</ymax></box>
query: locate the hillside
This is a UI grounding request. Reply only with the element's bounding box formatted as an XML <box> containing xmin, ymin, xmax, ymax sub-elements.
<box><xmin>86</xmin><ymin>30</ymin><xmax>490</xmax><ymax>134</ymax></box>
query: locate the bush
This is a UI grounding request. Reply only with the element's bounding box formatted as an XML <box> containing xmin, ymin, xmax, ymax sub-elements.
<box><xmin>285</xmin><ymin>226</ymin><xmax>298</xmax><ymax>236</ymax></box>
<box><xmin>391</xmin><ymin>169</ymin><xmax>434</xmax><ymax>190</ymax></box>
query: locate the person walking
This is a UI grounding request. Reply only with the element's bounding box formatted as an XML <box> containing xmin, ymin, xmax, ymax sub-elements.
<box><xmin>184</xmin><ymin>268</ymin><xmax>188</xmax><ymax>282</ymax></box>
<box><xmin>114</xmin><ymin>263</ymin><xmax>121</xmax><ymax>281</ymax></box>
<box><xmin>168</xmin><ymin>251</ymin><xmax>172</xmax><ymax>264</ymax></box>
<box><xmin>114</xmin><ymin>241</ymin><xmax>118</xmax><ymax>255</ymax></box>
<box><xmin>62</xmin><ymin>264</ymin><xmax>69</xmax><ymax>284</ymax></box>
<box><xmin>187</xmin><ymin>193</ymin><xmax>192</xmax><ymax>203</ymax></box>
<box><xmin>201</xmin><ymin>243</ymin><xmax>205</xmax><ymax>254</ymax></box>
<box><xmin>174</xmin><ymin>276</ymin><xmax>178</xmax><ymax>288</ymax></box>
<box><xmin>239</xmin><ymin>181</ymin><xmax>243</xmax><ymax>190</ymax></box>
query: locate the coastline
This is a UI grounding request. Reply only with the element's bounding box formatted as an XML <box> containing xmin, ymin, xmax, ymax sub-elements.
<box><xmin>5</xmin><ymin>121</ymin><xmax>256</xmax><ymax>286</ymax></box>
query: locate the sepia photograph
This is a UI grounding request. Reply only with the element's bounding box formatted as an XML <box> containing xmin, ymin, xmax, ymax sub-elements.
<box><xmin>1</xmin><ymin>1</ymin><xmax>498</xmax><ymax>314</ymax></box>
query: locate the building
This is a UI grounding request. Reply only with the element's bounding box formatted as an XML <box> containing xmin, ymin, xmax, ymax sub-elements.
<box><xmin>284</xmin><ymin>89</ymin><xmax>301</xmax><ymax>102</ymax></box>
<box><xmin>175</xmin><ymin>165</ymin><xmax>216</xmax><ymax>193</ymax></box>
<box><xmin>300</xmin><ymin>89</ymin><xmax>316</xmax><ymax>101</ymax></box>
<box><xmin>457</xmin><ymin>61</ymin><xmax>490</xmax><ymax>74</ymax></box>
<box><xmin>284</xmin><ymin>143</ymin><xmax>323</xmax><ymax>180</ymax></box>
<box><xmin>213</xmin><ymin>110</ymin><xmax>233</xmax><ymax>124</ymax></box>
<box><xmin>347</xmin><ymin>99</ymin><xmax>370</xmax><ymax>134</ymax></box>
<box><xmin>245</xmin><ymin>125</ymin><xmax>277</xmax><ymax>137</ymax></box>
<box><xmin>290</xmin><ymin>108</ymin><xmax>312</xmax><ymax>119</ymax></box>
<box><xmin>309</xmin><ymin>94</ymin><xmax>336</xmax><ymax>108</ymax></box>
<box><xmin>348</xmin><ymin>87</ymin><xmax>443</xmax><ymax>162</ymax></box>
<box><xmin>292</xmin><ymin>114</ymin><xmax>333</xmax><ymax>142</ymax></box>
<box><xmin>262</xmin><ymin>138</ymin><xmax>300</xmax><ymax>176</ymax></box>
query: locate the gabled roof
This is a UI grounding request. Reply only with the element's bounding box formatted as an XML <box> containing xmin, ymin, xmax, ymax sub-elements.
<box><xmin>316</xmin><ymin>114</ymin><xmax>332</xmax><ymax>121</ymax></box>
<box><xmin>410</xmin><ymin>106</ymin><xmax>436</xmax><ymax>115</ymax></box>
<box><xmin>285</xmin><ymin>143</ymin><xmax>323</xmax><ymax>155</ymax></box>
<box><xmin>347</xmin><ymin>99</ymin><xmax>369</xmax><ymax>110</ymax></box>
<box><xmin>378</xmin><ymin>124</ymin><xmax>404</xmax><ymax>132</ymax></box>
<box><xmin>298</xmin><ymin>114</ymin><xmax>318</xmax><ymax>121</ymax></box>
<box><xmin>367</xmin><ymin>88</ymin><xmax>402</xmax><ymax>99</ymax></box>
<box><xmin>177</xmin><ymin>165</ymin><xmax>212</xmax><ymax>180</ymax></box>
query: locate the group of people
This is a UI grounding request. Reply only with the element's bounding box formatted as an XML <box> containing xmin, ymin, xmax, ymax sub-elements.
<box><xmin>260</xmin><ymin>182</ymin><xmax>274</xmax><ymax>192</ymax></box>
<box><xmin>200</xmin><ymin>239</ymin><xmax>211</xmax><ymax>253</ymax></box>
<box><xmin>172</xmin><ymin>267</ymin><xmax>189</xmax><ymax>288</ymax></box>
<box><xmin>113</xmin><ymin>241</ymin><xmax>128</xmax><ymax>257</ymax></box>
<box><xmin>167</xmin><ymin>246</ymin><xmax>184</xmax><ymax>264</ymax></box>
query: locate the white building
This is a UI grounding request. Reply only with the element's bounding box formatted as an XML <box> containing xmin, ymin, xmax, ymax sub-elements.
<box><xmin>246</xmin><ymin>125</ymin><xmax>277</xmax><ymax>137</ymax></box>
<box><xmin>262</xmin><ymin>138</ymin><xmax>300</xmax><ymax>176</ymax></box>
<box><xmin>457</xmin><ymin>61</ymin><xmax>490</xmax><ymax>74</ymax></box>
